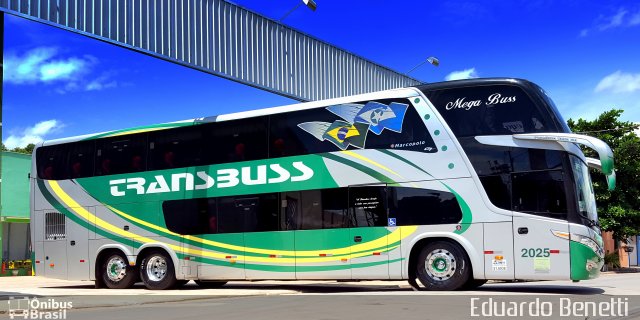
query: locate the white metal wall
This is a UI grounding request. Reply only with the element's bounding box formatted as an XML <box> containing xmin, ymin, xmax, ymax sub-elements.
<box><xmin>0</xmin><ymin>0</ymin><xmax>421</xmax><ymax>101</ymax></box>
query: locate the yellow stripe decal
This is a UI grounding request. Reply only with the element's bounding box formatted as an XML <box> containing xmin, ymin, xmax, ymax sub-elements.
<box><xmin>48</xmin><ymin>181</ymin><xmax>416</xmax><ymax>263</ymax></box>
<box><xmin>340</xmin><ymin>150</ymin><xmax>418</xmax><ymax>187</ymax></box>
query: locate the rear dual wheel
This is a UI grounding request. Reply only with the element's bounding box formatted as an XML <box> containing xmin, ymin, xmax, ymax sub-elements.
<box><xmin>139</xmin><ymin>249</ymin><xmax>178</xmax><ymax>290</ymax></box>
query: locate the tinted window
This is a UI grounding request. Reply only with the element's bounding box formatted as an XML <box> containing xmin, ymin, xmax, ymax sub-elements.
<box><xmin>270</xmin><ymin>99</ymin><xmax>435</xmax><ymax>157</ymax></box>
<box><xmin>349</xmin><ymin>186</ymin><xmax>387</xmax><ymax>227</ymax></box>
<box><xmin>388</xmin><ymin>187</ymin><xmax>462</xmax><ymax>225</ymax></box>
<box><xmin>95</xmin><ymin>135</ymin><xmax>148</xmax><ymax>176</ymax></box>
<box><xmin>424</xmin><ymin>85</ymin><xmax>551</xmax><ymax>137</ymax></box>
<box><xmin>459</xmin><ymin>137</ymin><xmax>566</xmax><ymax>212</ymax></box>
<box><xmin>270</xmin><ymin>109</ymin><xmax>338</xmax><ymax>157</ymax></box>
<box><xmin>479</xmin><ymin>175</ymin><xmax>511</xmax><ymax>210</ymax></box>
<box><xmin>163</xmin><ymin>193</ymin><xmax>279</xmax><ymax>235</ymax></box>
<box><xmin>36</xmin><ymin>145</ymin><xmax>68</xmax><ymax>180</ymax></box>
<box><xmin>148</xmin><ymin>127</ymin><xmax>203</xmax><ymax>170</ymax></box>
<box><xmin>200</xmin><ymin>117</ymin><xmax>268</xmax><ymax>165</ymax></box>
<box><xmin>512</xmin><ymin>170</ymin><xmax>567</xmax><ymax>218</ymax></box>
<box><xmin>162</xmin><ymin>198</ymin><xmax>212</xmax><ymax>235</ymax></box>
<box><xmin>67</xmin><ymin>141</ymin><xmax>95</xmax><ymax>179</ymax></box>
<box><xmin>281</xmin><ymin>189</ymin><xmax>349</xmax><ymax>230</ymax></box>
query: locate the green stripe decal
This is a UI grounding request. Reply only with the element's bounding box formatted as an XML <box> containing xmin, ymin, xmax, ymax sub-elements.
<box><xmin>321</xmin><ymin>153</ymin><xmax>397</xmax><ymax>185</ymax></box>
<box><xmin>37</xmin><ymin>180</ymin><xmax>141</xmax><ymax>248</ymax></box>
<box><xmin>377</xmin><ymin>149</ymin><xmax>473</xmax><ymax>234</ymax></box>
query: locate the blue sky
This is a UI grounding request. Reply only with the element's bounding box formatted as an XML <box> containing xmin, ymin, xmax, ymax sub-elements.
<box><xmin>3</xmin><ymin>0</ymin><xmax>640</xmax><ymax>148</ymax></box>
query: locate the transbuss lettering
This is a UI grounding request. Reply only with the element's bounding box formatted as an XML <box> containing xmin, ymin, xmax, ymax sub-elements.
<box><xmin>109</xmin><ymin>161</ymin><xmax>314</xmax><ymax>196</ymax></box>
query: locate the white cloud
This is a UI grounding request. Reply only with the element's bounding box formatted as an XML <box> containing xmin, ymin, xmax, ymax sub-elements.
<box><xmin>551</xmin><ymin>84</ymin><xmax>640</xmax><ymax>124</ymax></box>
<box><xmin>445</xmin><ymin>68</ymin><xmax>479</xmax><ymax>81</ymax></box>
<box><xmin>3</xmin><ymin>120</ymin><xmax>63</xmax><ymax>150</ymax></box>
<box><xmin>85</xmin><ymin>74</ymin><xmax>118</xmax><ymax>91</ymax></box>
<box><xmin>3</xmin><ymin>47</ymin><xmax>117</xmax><ymax>93</ymax></box>
<box><xmin>595</xmin><ymin>71</ymin><xmax>640</xmax><ymax>93</ymax></box>
<box><xmin>580</xmin><ymin>7</ymin><xmax>640</xmax><ymax>37</ymax></box>
<box><xmin>599</xmin><ymin>8</ymin><xmax>627</xmax><ymax>31</ymax></box>
<box><xmin>4</xmin><ymin>47</ymin><xmax>89</xmax><ymax>84</ymax></box>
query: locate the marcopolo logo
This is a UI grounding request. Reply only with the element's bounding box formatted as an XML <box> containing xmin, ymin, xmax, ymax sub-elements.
<box><xmin>7</xmin><ymin>297</ymin><xmax>72</xmax><ymax>319</ymax></box>
<box><xmin>109</xmin><ymin>161</ymin><xmax>315</xmax><ymax>197</ymax></box>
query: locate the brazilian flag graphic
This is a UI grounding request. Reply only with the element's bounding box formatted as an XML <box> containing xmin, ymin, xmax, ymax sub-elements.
<box><xmin>322</xmin><ymin>120</ymin><xmax>369</xmax><ymax>150</ymax></box>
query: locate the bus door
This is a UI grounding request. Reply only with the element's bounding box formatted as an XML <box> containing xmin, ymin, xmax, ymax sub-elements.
<box><xmin>511</xmin><ymin>170</ymin><xmax>570</xmax><ymax>280</ymax></box>
<box><xmin>349</xmin><ymin>185</ymin><xmax>390</xmax><ymax>280</ymax></box>
<box><xmin>289</xmin><ymin>190</ymin><xmax>352</xmax><ymax>280</ymax></box>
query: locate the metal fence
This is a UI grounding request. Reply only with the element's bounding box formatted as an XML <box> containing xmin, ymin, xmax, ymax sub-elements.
<box><xmin>0</xmin><ymin>0</ymin><xmax>421</xmax><ymax>101</ymax></box>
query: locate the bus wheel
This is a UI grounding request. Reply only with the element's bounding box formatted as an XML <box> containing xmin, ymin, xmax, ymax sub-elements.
<box><xmin>416</xmin><ymin>241</ymin><xmax>470</xmax><ymax>291</ymax></box>
<box><xmin>140</xmin><ymin>249</ymin><xmax>177</xmax><ymax>290</ymax></box>
<box><xmin>195</xmin><ymin>280</ymin><xmax>228</xmax><ymax>288</ymax></box>
<box><xmin>101</xmin><ymin>252</ymin><xmax>136</xmax><ymax>289</ymax></box>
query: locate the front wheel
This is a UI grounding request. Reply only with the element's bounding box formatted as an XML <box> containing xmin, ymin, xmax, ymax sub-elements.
<box><xmin>416</xmin><ymin>241</ymin><xmax>471</xmax><ymax>291</ymax></box>
<box><xmin>100</xmin><ymin>252</ymin><xmax>137</xmax><ymax>289</ymax></box>
<box><xmin>140</xmin><ymin>249</ymin><xmax>177</xmax><ymax>290</ymax></box>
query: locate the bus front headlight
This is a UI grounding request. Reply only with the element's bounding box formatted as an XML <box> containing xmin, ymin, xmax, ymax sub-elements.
<box><xmin>570</xmin><ymin>233</ymin><xmax>604</xmax><ymax>258</ymax></box>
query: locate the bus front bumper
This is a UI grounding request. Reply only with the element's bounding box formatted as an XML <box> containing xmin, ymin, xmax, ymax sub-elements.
<box><xmin>570</xmin><ymin>241</ymin><xmax>604</xmax><ymax>281</ymax></box>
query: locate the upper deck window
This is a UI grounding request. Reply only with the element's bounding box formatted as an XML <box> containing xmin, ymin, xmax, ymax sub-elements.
<box><xmin>423</xmin><ymin>85</ymin><xmax>551</xmax><ymax>137</ymax></box>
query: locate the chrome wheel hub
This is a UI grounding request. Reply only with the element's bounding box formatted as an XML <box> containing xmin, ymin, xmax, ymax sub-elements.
<box><xmin>425</xmin><ymin>249</ymin><xmax>456</xmax><ymax>281</ymax></box>
<box><xmin>146</xmin><ymin>256</ymin><xmax>168</xmax><ymax>282</ymax></box>
<box><xmin>106</xmin><ymin>256</ymin><xmax>127</xmax><ymax>282</ymax></box>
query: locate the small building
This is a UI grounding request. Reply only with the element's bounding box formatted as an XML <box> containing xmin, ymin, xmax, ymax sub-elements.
<box><xmin>1</xmin><ymin>151</ymin><xmax>32</xmax><ymax>275</ymax></box>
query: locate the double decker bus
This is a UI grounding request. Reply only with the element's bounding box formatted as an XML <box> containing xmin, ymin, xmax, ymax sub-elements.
<box><xmin>30</xmin><ymin>78</ymin><xmax>613</xmax><ymax>290</ymax></box>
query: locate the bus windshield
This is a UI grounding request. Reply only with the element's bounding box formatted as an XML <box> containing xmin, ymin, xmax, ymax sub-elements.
<box><xmin>571</xmin><ymin>155</ymin><xmax>598</xmax><ymax>227</ymax></box>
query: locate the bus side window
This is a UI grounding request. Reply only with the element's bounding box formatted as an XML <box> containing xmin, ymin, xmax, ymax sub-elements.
<box><xmin>148</xmin><ymin>126</ymin><xmax>202</xmax><ymax>171</ymax></box>
<box><xmin>36</xmin><ymin>145</ymin><xmax>68</xmax><ymax>180</ymax></box>
<box><xmin>349</xmin><ymin>186</ymin><xmax>387</xmax><ymax>227</ymax></box>
<box><xmin>67</xmin><ymin>141</ymin><xmax>95</xmax><ymax>179</ymax></box>
<box><xmin>95</xmin><ymin>134</ymin><xmax>147</xmax><ymax>176</ymax></box>
<box><xmin>387</xmin><ymin>187</ymin><xmax>462</xmax><ymax>225</ymax></box>
<box><xmin>203</xmin><ymin>117</ymin><xmax>268</xmax><ymax>165</ymax></box>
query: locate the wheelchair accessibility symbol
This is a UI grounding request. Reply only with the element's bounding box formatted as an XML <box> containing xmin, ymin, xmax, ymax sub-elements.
<box><xmin>388</xmin><ymin>218</ymin><xmax>397</xmax><ymax>226</ymax></box>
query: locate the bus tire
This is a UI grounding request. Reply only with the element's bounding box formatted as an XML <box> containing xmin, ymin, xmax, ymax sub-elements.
<box><xmin>100</xmin><ymin>252</ymin><xmax>137</xmax><ymax>289</ymax></box>
<box><xmin>195</xmin><ymin>280</ymin><xmax>228</xmax><ymax>288</ymax></box>
<box><xmin>416</xmin><ymin>241</ymin><xmax>471</xmax><ymax>291</ymax></box>
<box><xmin>139</xmin><ymin>249</ymin><xmax>177</xmax><ymax>290</ymax></box>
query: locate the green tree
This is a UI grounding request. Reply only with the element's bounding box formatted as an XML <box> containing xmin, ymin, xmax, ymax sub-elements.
<box><xmin>568</xmin><ymin>109</ymin><xmax>640</xmax><ymax>241</ymax></box>
<box><xmin>12</xmin><ymin>143</ymin><xmax>36</xmax><ymax>155</ymax></box>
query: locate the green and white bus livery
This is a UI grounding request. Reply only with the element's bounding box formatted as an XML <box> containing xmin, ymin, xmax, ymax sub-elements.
<box><xmin>30</xmin><ymin>78</ymin><xmax>612</xmax><ymax>290</ymax></box>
